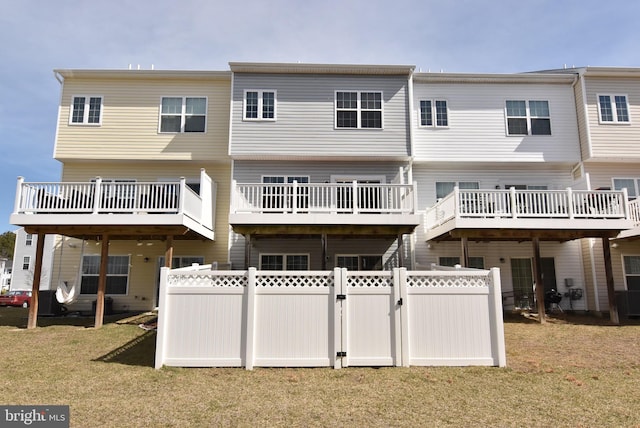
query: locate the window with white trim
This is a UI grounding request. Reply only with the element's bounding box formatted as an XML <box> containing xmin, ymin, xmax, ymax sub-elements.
<box><xmin>505</xmin><ymin>100</ymin><xmax>551</xmax><ymax>135</ymax></box>
<box><xmin>435</xmin><ymin>181</ymin><xmax>479</xmax><ymax>200</ymax></box>
<box><xmin>613</xmin><ymin>178</ymin><xmax>640</xmax><ymax>199</ymax></box>
<box><xmin>244</xmin><ymin>90</ymin><xmax>276</xmax><ymax>120</ymax></box>
<box><xmin>80</xmin><ymin>255</ymin><xmax>130</xmax><ymax>295</ymax></box>
<box><xmin>25</xmin><ymin>234</ymin><xmax>33</xmax><ymax>246</ymax></box>
<box><xmin>262</xmin><ymin>176</ymin><xmax>310</xmax><ymax>211</ymax></box>
<box><xmin>598</xmin><ymin>94</ymin><xmax>629</xmax><ymax>123</ymax></box>
<box><xmin>70</xmin><ymin>96</ymin><xmax>102</xmax><ymax>125</ymax></box>
<box><xmin>160</xmin><ymin>97</ymin><xmax>207</xmax><ymax>133</ymax></box>
<box><xmin>22</xmin><ymin>256</ymin><xmax>30</xmax><ymax>271</ymax></box>
<box><xmin>420</xmin><ymin>100</ymin><xmax>448</xmax><ymax>127</ymax></box>
<box><xmin>623</xmin><ymin>255</ymin><xmax>640</xmax><ymax>291</ymax></box>
<box><xmin>260</xmin><ymin>254</ymin><xmax>309</xmax><ymax>270</ymax></box>
<box><xmin>336</xmin><ymin>255</ymin><xmax>383</xmax><ymax>270</ymax></box>
<box><xmin>336</xmin><ymin>91</ymin><xmax>383</xmax><ymax>129</ymax></box>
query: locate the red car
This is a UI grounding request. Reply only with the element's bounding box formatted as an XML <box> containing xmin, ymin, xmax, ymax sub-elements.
<box><xmin>0</xmin><ymin>290</ymin><xmax>32</xmax><ymax>308</ymax></box>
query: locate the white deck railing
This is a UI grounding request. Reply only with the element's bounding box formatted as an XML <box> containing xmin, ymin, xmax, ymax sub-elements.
<box><xmin>425</xmin><ymin>187</ymin><xmax>629</xmax><ymax>229</ymax></box>
<box><xmin>13</xmin><ymin>170</ymin><xmax>212</xmax><ymax>225</ymax></box>
<box><xmin>629</xmin><ymin>199</ymin><xmax>640</xmax><ymax>227</ymax></box>
<box><xmin>232</xmin><ymin>181</ymin><xmax>417</xmax><ymax>214</ymax></box>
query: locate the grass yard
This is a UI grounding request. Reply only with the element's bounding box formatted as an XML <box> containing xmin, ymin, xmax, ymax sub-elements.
<box><xmin>1</xmin><ymin>308</ymin><xmax>639</xmax><ymax>427</ymax></box>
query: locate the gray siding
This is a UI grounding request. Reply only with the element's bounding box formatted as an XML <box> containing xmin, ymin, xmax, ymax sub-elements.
<box><xmin>228</xmin><ymin>235</ymin><xmax>400</xmax><ymax>271</ymax></box>
<box><xmin>412</xmin><ymin>82</ymin><xmax>580</xmax><ymax>163</ymax></box>
<box><xmin>232</xmin><ymin>160</ymin><xmax>408</xmax><ymax>184</ymax></box>
<box><xmin>230</xmin><ymin>73</ymin><xmax>411</xmax><ymax>159</ymax></box>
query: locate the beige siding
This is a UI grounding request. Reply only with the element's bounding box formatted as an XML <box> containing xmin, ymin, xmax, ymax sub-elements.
<box><xmin>52</xmin><ymin>161</ymin><xmax>232</xmax><ymax>311</ymax></box>
<box><xmin>583</xmin><ymin>76</ymin><xmax>640</xmax><ymax>160</ymax></box>
<box><xmin>55</xmin><ymin>77</ymin><xmax>231</xmax><ymax>161</ymax></box>
<box><xmin>583</xmin><ymin>162</ymin><xmax>640</xmax><ymax>190</ymax></box>
<box><xmin>579</xmin><ymin>238</ymin><xmax>637</xmax><ymax>313</ymax></box>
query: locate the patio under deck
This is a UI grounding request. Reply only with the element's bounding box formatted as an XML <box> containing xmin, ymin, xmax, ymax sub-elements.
<box><xmin>424</xmin><ymin>187</ymin><xmax>635</xmax><ymax>325</ymax></box>
<box><xmin>10</xmin><ymin>170</ymin><xmax>216</xmax><ymax>330</ymax></box>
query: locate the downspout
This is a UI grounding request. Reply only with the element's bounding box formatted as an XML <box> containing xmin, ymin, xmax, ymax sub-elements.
<box><xmin>52</xmin><ymin>71</ymin><xmax>65</xmax><ymax>172</ymax></box>
<box><xmin>227</xmin><ymin>70</ymin><xmax>236</xmax><ymax>268</ymax></box>
<box><xmin>407</xmin><ymin>68</ymin><xmax>417</xmax><ymax>270</ymax></box>
<box><xmin>575</xmin><ymin>69</ymin><xmax>600</xmax><ymax>312</ymax></box>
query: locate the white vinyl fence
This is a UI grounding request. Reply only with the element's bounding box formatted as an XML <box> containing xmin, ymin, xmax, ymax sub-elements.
<box><xmin>155</xmin><ymin>266</ymin><xmax>506</xmax><ymax>369</ymax></box>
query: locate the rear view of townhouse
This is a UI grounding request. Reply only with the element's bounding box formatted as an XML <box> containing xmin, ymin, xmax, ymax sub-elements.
<box><xmin>10</xmin><ymin>62</ymin><xmax>640</xmax><ymax>325</ymax></box>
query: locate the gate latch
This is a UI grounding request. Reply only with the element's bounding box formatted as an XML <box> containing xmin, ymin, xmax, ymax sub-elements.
<box><xmin>336</xmin><ymin>294</ymin><xmax>346</xmax><ymax>300</ymax></box>
<box><xmin>397</xmin><ymin>298</ymin><xmax>403</xmax><ymax>306</ymax></box>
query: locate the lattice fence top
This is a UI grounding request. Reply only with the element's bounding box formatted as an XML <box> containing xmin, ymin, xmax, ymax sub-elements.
<box><xmin>407</xmin><ymin>273</ymin><xmax>490</xmax><ymax>288</ymax></box>
<box><xmin>256</xmin><ymin>274</ymin><xmax>334</xmax><ymax>288</ymax></box>
<box><xmin>166</xmin><ymin>268</ymin><xmax>493</xmax><ymax>289</ymax></box>
<box><xmin>346</xmin><ymin>274</ymin><xmax>394</xmax><ymax>288</ymax></box>
<box><xmin>168</xmin><ymin>272</ymin><xmax>247</xmax><ymax>288</ymax></box>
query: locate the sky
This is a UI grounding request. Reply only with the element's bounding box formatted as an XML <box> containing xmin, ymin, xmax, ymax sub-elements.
<box><xmin>1</xmin><ymin>0</ymin><xmax>640</xmax><ymax>234</ymax></box>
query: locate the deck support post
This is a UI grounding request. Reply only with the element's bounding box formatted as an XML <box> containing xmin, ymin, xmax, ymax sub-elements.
<box><xmin>397</xmin><ymin>234</ymin><xmax>405</xmax><ymax>267</ymax></box>
<box><xmin>26</xmin><ymin>234</ymin><xmax>46</xmax><ymax>329</ymax></box>
<box><xmin>602</xmin><ymin>237</ymin><xmax>619</xmax><ymax>324</ymax></box>
<box><xmin>532</xmin><ymin>237</ymin><xmax>546</xmax><ymax>324</ymax></box>
<box><xmin>244</xmin><ymin>234</ymin><xmax>252</xmax><ymax>269</ymax></box>
<box><xmin>94</xmin><ymin>233</ymin><xmax>110</xmax><ymax>329</ymax></box>
<box><xmin>321</xmin><ymin>234</ymin><xmax>328</xmax><ymax>270</ymax></box>
<box><xmin>460</xmin><ymin>237</ymin><xmax>469</xmax><ymax>268</ymax></box>
<box><xmin>164</xmin><ymin>236</ymin><xmax>174</xmax><ymax>268</ymax></box>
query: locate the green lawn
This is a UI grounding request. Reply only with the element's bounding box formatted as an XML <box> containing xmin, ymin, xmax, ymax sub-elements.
<box><xmin>1</xmin><ymin>307</ymin><xmax>639</xmax><ymax>427</ymax></box>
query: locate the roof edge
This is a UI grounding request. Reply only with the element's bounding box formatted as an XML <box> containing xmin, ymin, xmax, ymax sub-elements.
<box><xmin>228</xmin><ymin>62</ymin><xmax>415</xmax><ymax>75</ymax></box>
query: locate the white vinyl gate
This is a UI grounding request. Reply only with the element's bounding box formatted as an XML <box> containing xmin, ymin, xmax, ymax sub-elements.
<box><xmin>155</xmin><ymin>267</ymin><xmax>506</xmax><ymax>369</ymax></box>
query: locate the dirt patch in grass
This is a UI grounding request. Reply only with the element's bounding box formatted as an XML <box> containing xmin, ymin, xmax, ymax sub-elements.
<box><xmin>1</xmin><ymin>307</ymin><xmax>639</xmax><ymax>427</ymax></box>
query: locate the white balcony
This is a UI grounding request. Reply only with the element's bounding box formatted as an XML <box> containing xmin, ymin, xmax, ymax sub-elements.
<box><xmin>230</xmin><ymin>180</ymin><xmax>421</xmax><ymax>234</ymax></box>
<box><xmin>425</xmin><ymin>187</ymin><xmax>634</xmax><ymax>241</ymax></box>
<box><xmin>10</xmin><ymin>169</ymin><xmax>215</xmax><ymax>240</ymax></box>
<box><xmin>617</xmin><ymin>198</ymin><xmax>640</xmax><ymax>239</ymax></box>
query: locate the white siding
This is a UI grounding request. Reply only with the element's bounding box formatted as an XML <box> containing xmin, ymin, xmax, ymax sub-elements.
<box><xmin>230</xmin><ymin>74</ymin><xmax>411</xmax><ymax>159</ymax></box>
<box><xmin>412</xmin><ymin>164</ymin><xmax>574</xmax><ymax>210</ymax></box>
<box><xmin>412</xmin><ymin>82</ymin><xmax>580</xmax><ymax>163</ymax></box>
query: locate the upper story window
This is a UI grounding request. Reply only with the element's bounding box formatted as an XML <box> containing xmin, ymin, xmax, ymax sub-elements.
<box><xmin>244</xmin><ymin>90</ymin><xmax>276</xmax><ymax>121</ymax></box>
<box><xmin>420</xmin><ymin>100</ymin><xmax>448</xmax><ymax>127</ymax></box>
<box><xmin>159</xmin><ymin>97</ymin><xmax>207</xmax><ymax>133</ymax></box>
<box><xmin>22</xmin><ymin>256</ymin><xmax>30</xmax><ymax>271</ymax></box>
<box><xmin>613</xmin><ymin>177</ymin><xmax>640</xmax><ymax>199</ymax></box>
<box><xmin>505</xmin><ymin>100</ymin><xmax>551</xmax><ymax>136</ymax></box>
<box><xmin>335</xmin><ymin>91</ymin><xmax>383</xmax><ymax>129</ymax></box>
<box><xmin>598</xmin><ymin>94</ymin><xmax>630</xmax><ymax>123</ymax></box>
<box><xmin>25</xmin><ymin>234</ymin><xmax>33</xmax><ymax>246</ymax></box>
<box><xmin>70</xmin><ymin>96</ymin><xmax>102</xmax><ymax>125</ymax></box>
